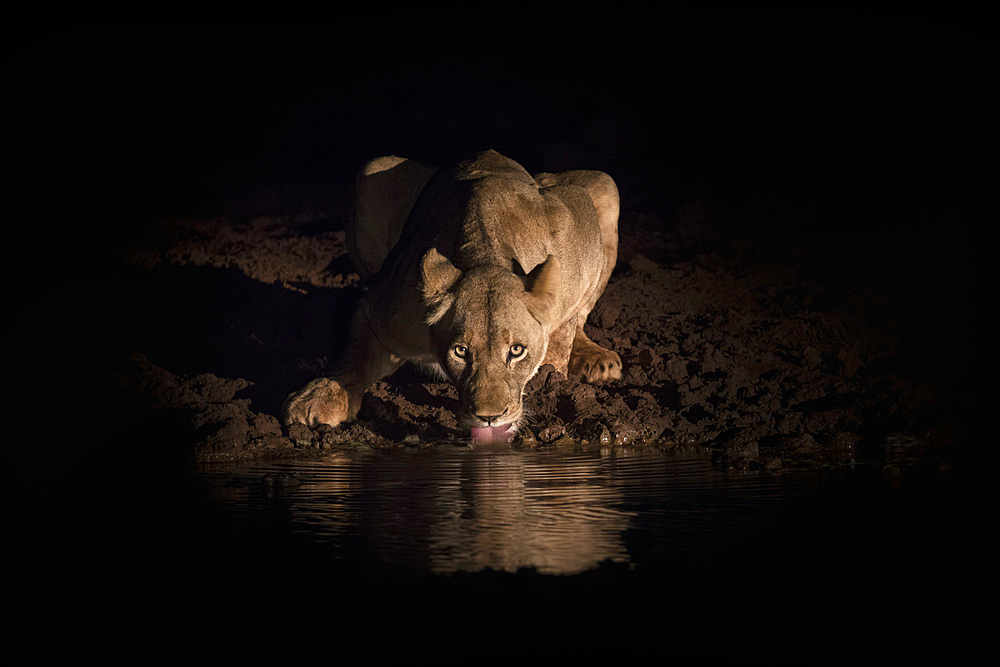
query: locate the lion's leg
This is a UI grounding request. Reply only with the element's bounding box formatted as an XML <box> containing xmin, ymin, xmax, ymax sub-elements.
<box><xmin>287</xmin><ymin>156</ymin><xmax>435</xmax><ymax>428</ymax></box>
<box><xmin>541</xmin><ymin>317</ymin><xmax>577</xmax><ymax>375</ymax></box>
<box><xmin>568</xmin><ymin>254</ymin><xmax>623</xmax><ymax>383</ymax></box>
<box><xmin>283</xmin><ymin>299</ymin><xmax>403</xmax><ymax>428</ymax></box>
<box><xmin>537</xmin><ymin>170</ymin><xmax>622</xmax><ymax>384</ymax></box>
<box><xmin>349</xmin><ymin>156</ymin><xmax>438</xmax><ymax>280</ymax></box>
<box><xmin>568</xmin><ymin>326</ymin><xmax>622</xmax><ymax>383</ymax></box>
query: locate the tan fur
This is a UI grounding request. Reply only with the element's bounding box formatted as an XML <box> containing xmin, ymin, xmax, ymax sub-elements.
<box><xmin>283</xmin><ymin>150</ymin><xmax>622</xmax><ymax>430</ymax></box>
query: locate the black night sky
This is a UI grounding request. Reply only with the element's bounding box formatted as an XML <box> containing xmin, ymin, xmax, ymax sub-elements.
<box><xmin>17</xmin><ymin>15</ymin><xmax>990</xmax><ymax>245</ymax></box>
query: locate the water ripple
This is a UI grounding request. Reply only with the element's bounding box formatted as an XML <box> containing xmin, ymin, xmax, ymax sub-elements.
<box><xmin>194</xmin><ymin>445</ymin><xmax>875</xmax><ymax>576</ymax></box>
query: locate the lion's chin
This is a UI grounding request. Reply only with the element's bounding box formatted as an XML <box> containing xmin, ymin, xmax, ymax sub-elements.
<box><xmin>470</xmin><ymin>422</ymin><xmax>514</xmax><ymax>444</ymax></box>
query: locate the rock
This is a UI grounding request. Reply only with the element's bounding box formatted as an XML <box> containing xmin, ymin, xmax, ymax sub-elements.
<box><xmin>608</xmin><ymin>418</ymin><xmax>641</xmax><ymax>447</ymax></box>
<box><xmin>287</xmin><ymin>422</ymin><xmax>314</xmax><ymax>445</ymax></box>
<box><xmin>252</xmin><ymin>413</ymin><xmax>283</xmax><ymax>437</ymax></box>
<box><xmin>624</xmin><ymin>365</ymin><xmax>649</xmax><ymax>385</ymax></box>
<box><xmin>577</xmin><ymin>418</ymin><xmax>613</xmax><ymax>446</ymax></box>
<box><xmin>593</xmin><ymin>301</ymin><xmax>621</xmax><ymax>328</ymax></box>
<box><xmin>537</xmin><ymin>423</ymin><xmax>566</xmax><ymax>443</ymax></box>
<box><xmin>629</xmin><ymin>254</ymin><xmax>660</xmax><ymax>275</ymax></box>
<box><xmin>516</xmin><ymin>427</ymin><xmax>539</xmax><ymax>448</ymax></box>
<box><xmin>665</xmin><ymin>357</ymin><xmax>688</xmax><ymax>381</ymax></box>
<box><xmin>637</xmin><ymin>347</ymin><xmax>661</xmax><ymax>368</ymax></box>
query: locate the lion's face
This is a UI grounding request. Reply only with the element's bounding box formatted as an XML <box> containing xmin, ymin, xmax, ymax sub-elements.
<box><xmin>420</xmin><ymin>250</ymin><xmax>560</xmax><ymax>437</ymax></box>
<box><xmin>437</xmin><ymin>269</ymin><xmax>549</xmax><ymax>428</ymax></box>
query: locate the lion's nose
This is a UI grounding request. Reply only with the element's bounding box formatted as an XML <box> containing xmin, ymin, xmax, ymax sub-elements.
<box><xmin>475</xmin><ymin>408</ymin><xmax>508</xmax><ymax>425</ymax></box>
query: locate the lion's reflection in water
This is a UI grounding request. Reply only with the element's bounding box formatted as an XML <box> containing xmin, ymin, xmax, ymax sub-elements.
<box><xmin>339</xmin><ymin>448</ymin><xmax>640</xmax><ymax>575</ymax></box>
<box><xmin>209</xmin><ymin>448</ymin><xmax>687</xmax><ymax>575</ymax></box>
<box><xmin>421</xmin><ymin>450</ymin><xmax>635</xmax><ymax>574</ymax></box>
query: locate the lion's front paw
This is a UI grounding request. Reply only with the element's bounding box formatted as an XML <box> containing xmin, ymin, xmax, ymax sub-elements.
<box><xmin>569</xmin><ymin>344</ymin><xmax>623</xmax><ymax>384</ymax></box>
<box><xmin>282</xmin><ymin>378</ymin><xmax>352</xmax><ymax>428</ymax></box>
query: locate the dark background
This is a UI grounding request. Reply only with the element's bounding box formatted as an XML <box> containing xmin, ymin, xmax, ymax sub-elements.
<box><xmin>6</xmin><ymin>12</ymin><xmax>992</xmax><ymax>649</ymax></box>
<box><xmin>12</xmin><ymin>12</ymin><xmax>990</xmax><ymax>251</ymax></box>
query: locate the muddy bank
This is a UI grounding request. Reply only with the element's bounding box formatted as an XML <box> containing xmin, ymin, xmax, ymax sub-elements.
<box><xmin>103</xmin><ymin>186</ymin><xmax>978</xmax><ymax>476</ymax></box>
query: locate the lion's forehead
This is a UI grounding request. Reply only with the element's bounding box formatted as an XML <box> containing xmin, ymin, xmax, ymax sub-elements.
<box><xmin>458</xmin><ymin>315</ymin><xmax>523</xmax><ymax>350</ymax></box>
<box><xmin>453</xmin><ymin>286</ymin><xmax>524</xmax><ymax>325</ymax></box>
<box><xmin>444</xmin><ymin>269</ymin><xmax>547</xmax><ymax>360</ymax></box>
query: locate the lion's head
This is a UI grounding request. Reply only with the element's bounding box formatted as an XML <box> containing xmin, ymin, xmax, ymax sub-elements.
<box><xmin>420</xmin><ymin>248</ymin><xmax>560</xmax><ymax>442</ymax></box>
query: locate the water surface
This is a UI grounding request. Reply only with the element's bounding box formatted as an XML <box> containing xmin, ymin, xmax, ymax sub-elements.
<box><xmin>22</xmin><ymin>443</ymin><xmax>981</xmax><ymax>645</ymax></box>
<box><xmin>189</xmin><ymin>446</ymin><xmax>959</xmax><ymax>585</ymax></box>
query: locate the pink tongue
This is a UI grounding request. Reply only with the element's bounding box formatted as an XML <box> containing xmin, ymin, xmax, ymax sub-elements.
<box><xmin>470</xmin><ymin>423</ymin><xmax>512</xmax><ymax>443</ymax></box>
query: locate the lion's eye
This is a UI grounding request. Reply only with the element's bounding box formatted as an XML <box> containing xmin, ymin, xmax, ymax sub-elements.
<box><xmin>509</xmin><ymin>344</ymin><xmax>525</xmax><ymax>358</ymax></box>
<box><xmin>453</xmin><ymin>345</ymin><xmax>468</xmax><ymax>359</ymax></box>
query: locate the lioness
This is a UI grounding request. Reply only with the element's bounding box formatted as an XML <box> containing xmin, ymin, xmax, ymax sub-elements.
<box><xmin>283</xmin><ymin>150</ymin><xmax>622</xmax><ymax>442</ymax></box>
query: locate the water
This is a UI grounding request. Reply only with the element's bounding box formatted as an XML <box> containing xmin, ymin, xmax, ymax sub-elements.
<box><xmin>195</xmin><ymin>446</ymin><xmax>875</xmax><ymax>576</ymax></box>
<box><xmin>17</xmin><ymin>444</ymin><xmax>986</xmax><ymax>651</ymax></box>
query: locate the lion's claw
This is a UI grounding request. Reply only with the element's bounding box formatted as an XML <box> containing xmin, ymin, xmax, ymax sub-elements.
<box><xmin>569</xmin><ymin>346</ymin><xmax>622</xmax><ymax>383</ymax></box>
<box><xmin>282</xmin><ymin>378</ymin><xmax>351</xmax><ymax>428</ymax></box>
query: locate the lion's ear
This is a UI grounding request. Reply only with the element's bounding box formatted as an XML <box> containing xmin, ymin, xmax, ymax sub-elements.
<box><xmin>420</xmin><ymin>248</ymin><xmax>462</xmax><ymax>325</ymax></box>
<box><xmin>524</xmin><ymin>254</ymin><xmax>560</xmax><ymax>327</ymax></box>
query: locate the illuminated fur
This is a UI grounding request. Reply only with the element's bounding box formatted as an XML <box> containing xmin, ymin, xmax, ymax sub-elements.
<box><xmin>283</xmin><ymin>150</ymin><xmax>621</xmax><ymax>431</ymax></box>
